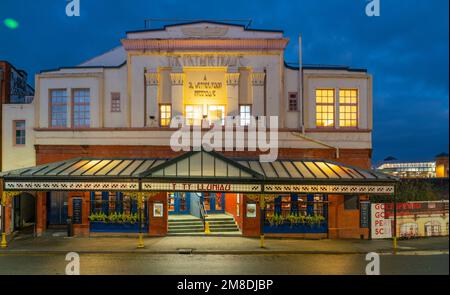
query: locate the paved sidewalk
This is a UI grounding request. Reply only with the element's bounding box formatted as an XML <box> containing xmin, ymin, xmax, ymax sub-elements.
<box><xmin>1</xmin><ymin>234</ymin><xmax>448</xmax><ymax>255</ymax></box>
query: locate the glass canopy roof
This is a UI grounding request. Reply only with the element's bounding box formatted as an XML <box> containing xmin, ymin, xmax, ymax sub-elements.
<box><xmin>1</xmin><ymin>151</ymin><xmax>396</xmax><ymax>182</ymax></box>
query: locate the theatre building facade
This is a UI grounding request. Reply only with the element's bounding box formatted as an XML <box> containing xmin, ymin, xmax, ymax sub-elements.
<box><xmin>1</xmin><ymin>21</ymin><xmax>396</xmax><ymax>241</ymax></box>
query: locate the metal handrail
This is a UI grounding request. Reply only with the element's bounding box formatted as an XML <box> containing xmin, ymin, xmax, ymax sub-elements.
<box><xmin>198</xmin><ymin>198</ymin><xmax>207</xmax><ymax>228</ymax></box>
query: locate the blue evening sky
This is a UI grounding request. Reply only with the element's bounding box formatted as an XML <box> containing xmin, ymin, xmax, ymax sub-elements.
<box><xmin>0</xmin><ymin>0</ymin><xmax>448</xmax><ymax>163</ymax></box>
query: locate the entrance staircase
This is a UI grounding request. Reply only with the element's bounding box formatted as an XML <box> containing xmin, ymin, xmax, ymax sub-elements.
<box><xmin>168</xmin><ymin>214</ymin><xmax>240</xmax><ymax>235</ymax></box>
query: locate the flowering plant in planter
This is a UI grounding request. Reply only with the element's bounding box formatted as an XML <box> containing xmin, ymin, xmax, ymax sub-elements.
<box><xmin>89</xmin><ymin>212</ymin><xmax>139</xmax><ymax>224</ymax></box>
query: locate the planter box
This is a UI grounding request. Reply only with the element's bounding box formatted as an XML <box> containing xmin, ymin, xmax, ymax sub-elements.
<box><xmin>90</xmin><ymin>222</ymin><xmax>148</xmax><ymax>233</ymax></box>
<box><xmin>263</xmin><ymin>222</ymin><xmax>327</xmax><ymax>234</ymax></box>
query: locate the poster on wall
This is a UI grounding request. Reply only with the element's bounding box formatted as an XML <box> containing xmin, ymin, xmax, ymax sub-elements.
<box><xmin>371</xmin><ymin>203</ymin><xmax>392</xmax><ymax>239</ymax></box>
<box><xmin>153</xmin><ymin>202</ymin><xmax>164</xmax><ymax>217</ymax></box>
<box><xmin>360</xmin><ymin>201</ymin><xmax>370</xmax><ymax>228</ymax></box>
<box><xmin>72</xmin><ymin>198</ymin><xmax>83</xmax><ymax>224</ymax></box>
<box><xmin>246</xmin><ymin>203</ymin><xmax>257</xmax><ymax>218</ymax></box>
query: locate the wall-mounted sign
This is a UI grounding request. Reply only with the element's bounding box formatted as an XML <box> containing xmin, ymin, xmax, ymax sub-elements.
<box><xmin>168</xmin><ymin>55</ymin><xmax>244</xmax><ymax>67</ymax></box>
<box><xmin>371</xmin><ymin>203</ymin><xmax>392</xmax><ymax>239</ymax></box>
<box><xmin>184</xmin><ymin>69</ymin><xmax>227</xmax><ymax>105</ymax></box>
<box><xmin>246</xmin><ymin>203</ymin><xmax>257</xmax><ymax>218</ymax></box>
<box><xmin>153</xmin><ymin>202</ymin><xmax>164</xmax><ymax>218</ymax></box>
<box><xmin>360</xmin><ymin>201</ymin><xmax>370</xmax><ymax>228</ymax></box>
<box><xmin>142</xmin><ymin>182</ymin><xmax>261</xmax><ymax>193</ymax></box>
<box><xmin>72</xmin><ymin>198</ymin><xmax>83</xmax><ymax>224</ymax></box>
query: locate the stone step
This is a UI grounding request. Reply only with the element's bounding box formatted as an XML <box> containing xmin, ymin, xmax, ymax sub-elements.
<box><xmin>168</xmin><ymin>221</ymin><xmax>204</xmax><ymax>226</ymax></box>
<box><xmin>169</xmin><ymin>225</ymin><xmax>204</xmax><ymax>230</ymax></box>
<box><xmin>205</xmin><ymin>217</ymin><xmax>235</xmax><ymax>221</ymax></box>
<box><xmin>210</xmin><ymin>227</ymin><xmax>240</xmax><ymax>232</ymax></box>
<box><xmin>209</xmin><ymin>224</ymin><xmax>238</xmax><ymax>229</ymax></box>
<box><xmin>168</xmin><ymin>228</ymin><xmax>205</xmax><ymax>233</ymax></box>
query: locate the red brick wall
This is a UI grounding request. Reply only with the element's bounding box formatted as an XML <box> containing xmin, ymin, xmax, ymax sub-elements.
<box><xmin>224</xmin><ymin>193</ymin><xmax>243</xmax><ymax>230</ymax></box>
<box><xmin>147</xmin><ymin>192</ymin><xmax>168</xmax><ymax>236</ymax></box>
<box><xmin>241</xmin><ymin>195</ymin><xmax>261</xmax><ymax>237</ymax></box>
<box><xmin>328</xmin><ymin>194</ymin><xmax>369</xmax><ymax>239</ymax></box>
<box><xmin>35</xmin><ymin>145</ymin><xmax>372</xmax><ymax>169</ymax></box>
<box><xmin>68</xmin><ymin>192</ymin><xmax>90</xmax><ymax>237</ymax></box>
<box><xmin>35</xmin><ymin>192</ymin><xmax>47</xmax><ymax>236</ymax></box>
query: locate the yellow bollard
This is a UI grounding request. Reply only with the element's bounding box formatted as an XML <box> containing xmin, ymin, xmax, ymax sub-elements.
<box><xmin>393</xmin><ymin>236</ymin><xmax>397</xmax><ymax>254</ymax></box>
<box><xmin>260</xmin><ymin>234</ymin><xmax>265</xmax><ymax>248</ymax></box>
<box><xmin>0</xmin><ymin>233</ymin><xmax>7</xmax><ymax>248</ymax></box>
<box><xmin>204</xmin><ymin>221</ymin><xmax>211</xmax><ymax>235</ymax></box>
<box><xmin>137</xmin><ymin>233</ymin><xmax>145</xmax><ymax>249</ymax></box>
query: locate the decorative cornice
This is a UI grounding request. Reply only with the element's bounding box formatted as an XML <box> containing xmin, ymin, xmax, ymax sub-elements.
<box><xmin>145</xmin><ymin>72</ymin><xmax>159</xmax><ymax>86</ymax></box>
<box><xmin>252</xmin><ymin>72</ymin><xmax>266</xmax><ymax>86</ymax></box>
<box><xmin>121</xmin><ymin>38</ymin><xmax>289</xmax><ymax>51</ymax></box>
<box><xmin>170</xmin><ymin>72</ymin><xmax>185</xmax><ymax>86</ymax></box>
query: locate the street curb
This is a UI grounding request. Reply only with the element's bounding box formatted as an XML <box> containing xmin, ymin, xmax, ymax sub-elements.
<box><xmin>1</xmin><ymin>248</ymin><xmax>448</xmax><ymax>255</ymax></box>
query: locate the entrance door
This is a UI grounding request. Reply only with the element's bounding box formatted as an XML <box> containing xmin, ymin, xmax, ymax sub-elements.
<box><xmin>47</xmin><ymin>192</ymin><xmax>68</xmax><ymax>225</ymax></box>
<box><xmin>203</xmin><ymin>193</ymin><xmax>224</xmax><ymax>214</ymax></box>
<box><xmin>168</xmin><ymin>192</ymin><xmax>190</xmax><ymax>215</ymax></box>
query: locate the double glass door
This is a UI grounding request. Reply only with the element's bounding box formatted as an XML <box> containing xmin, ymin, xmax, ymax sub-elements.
<box><xmin>168</xmin><ymin>192</ymin><xmax>225</xmax><ymax>215</ymax></box>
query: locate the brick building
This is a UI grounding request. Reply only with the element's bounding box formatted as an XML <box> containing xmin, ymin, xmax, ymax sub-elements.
<box><xmin>1</xmin><ymin>21</ymin><xmax>396</xmax><ymax>242</ymax></box>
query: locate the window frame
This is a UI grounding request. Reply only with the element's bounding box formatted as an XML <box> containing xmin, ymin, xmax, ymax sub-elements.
<box><xmin>48</xmin><ymin>89</ymin><xmax>68</xmax><ymax>128</ymax></box>
<box><xmin>13</xmin><ymin>120</ymin><xmax>26</xmax><ymax>146</ymax></box>
<box><xmin>315</xmin><ymin>88</ymin><xmax>336</xmax><ymax>128</ymax></box>
<box><xmin>72</xmin><ymin>88</ymin><xmax>91</xmax><ymax>128</ymax></box>
<box><xmin>159</xmin><ymin>103</ymin><xmax>172</xmax><ymax>127</ymax></box>
<box><xmin>111</xmin><ymin>92</ymin><xmax>121</xmax><ymax>113</ymax></box>
<box><xmin>338</xmin><ymin>89</ymin><xmax>359</xmax><ymax>128</ymax></box>
<box><xmin>239</xmin><ymin>104</ymin><xmax>252</xmax><ymax>126</ymax></box>
<box><xmin>288</xmin><ymin>92</ymin><xmax>298</xmax><ymax>112</ymax></box>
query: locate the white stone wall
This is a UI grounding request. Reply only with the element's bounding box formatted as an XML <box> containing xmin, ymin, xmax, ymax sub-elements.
<box><xmin>2</xmin><ymin>103</ymin><xmax>36</xmax><ymax>171</ymax></box>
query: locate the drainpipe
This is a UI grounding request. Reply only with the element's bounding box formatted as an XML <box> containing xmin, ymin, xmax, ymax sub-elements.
<box><xmin>295</xmin><ymin>35</ymin><xmax>339</xmax><ymax>159</ymax></box>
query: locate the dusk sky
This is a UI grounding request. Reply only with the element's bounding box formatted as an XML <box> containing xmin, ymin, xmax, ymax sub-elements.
<box><xmin>0</xmin><ymin>0</ymin><xmax>448</xmax><ymax>163</ymax></box>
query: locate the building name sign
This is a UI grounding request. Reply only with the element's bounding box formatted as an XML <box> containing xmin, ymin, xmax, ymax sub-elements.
<box><xmin>168</xmin><ymin>55</ymin><xmax>244</xmax><ymax>67</ymax></box>
<box><xmin>142</xmin><ymin>182</ymin><xmax>261</xmax><ymax>193</ymax></box>
<box><xmin>188</xmin><ymin>75</ymin><xmax>223</xmax><ymax>98</ymax></box>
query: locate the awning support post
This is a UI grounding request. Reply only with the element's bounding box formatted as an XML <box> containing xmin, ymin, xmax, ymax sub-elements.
<box><xmin>259</xmin><ymin>195</ymin><xmax>265</xmax><ymax>249</ymax></box>
<box><xmin>137</xmin><ymin>192</ymin><xmax>145</xmax><ymax>249</ymax></box>
<box><xmin>1</xmin><ymin>191</ymin><xmax>20</xmax><ymax>249</ymax></box>
<box><xmin>393</xmin><ymin>189</ymin><xmax>398</xmax><ymax>254</ymax></box>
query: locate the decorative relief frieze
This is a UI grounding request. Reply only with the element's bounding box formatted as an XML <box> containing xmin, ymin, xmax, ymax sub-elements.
<box><xmin>252</xmin><ymin>72</ymin><xmax>266</xmax><ymax>86</ymax></box>
<box><xmin>4</xmin><ymin>182</ymin><xmax>139</xmax><ymax>191</ymax></box>
<box><xmin>181</xmin><ymin>27</ymin><xmax>229</xmax><ymax>37</ymax></box>
<box><xmin>264</xmin><ymin>184</ymin><xmax>395</xmax><ymax>194</ymax></box>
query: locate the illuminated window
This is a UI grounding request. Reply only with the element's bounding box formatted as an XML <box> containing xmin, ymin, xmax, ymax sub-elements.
<box><xmin>185</xmin><ymin>105</ymin><xmax>203</xmax><ymax>126</ymax></box>
<box><xmin>339</xmin><ymin>89</ymin><xmax>358</xmax><ymax>127</ymax></box>
<box><xmin>240</xmin><ymin>105</ymin><xmax>251</xmax><ymax>126</ymax></box>
<box><xmin>159</xmin><ymin>104</ymin><xmax>171</xmax><ymax>127</ymax></box>
<box><xmin>73</xmin><ymin>89</ymin><xmax>90</xmax><ymax>128</ymax></box>
<box><xmin>316</xmin><ymin>89</ymin><xmax>335</xmax><ymax>127</ymax></box>
<box><xmin>208</xmin><ymin>105</ymin><xmax>225</xmax><ymax>126</ymax></box>
<box><xmin>14</xmin><ymin>120</ymin><xmax>26</xmax><ymax>145</ymax></box>
<box><xmin>111</xmin><ymin>92</ymin><xmax>121</xmax><ymax>112</ymax></box>
<box><xmin>288</xmin><ymin>93</ymin><xmax>298</xmax><ymax>111</ymax></box>
<box><xmin>50</xmin><ymin>89</ymin><xmax>67</xmax><ymax>128</ymax></box>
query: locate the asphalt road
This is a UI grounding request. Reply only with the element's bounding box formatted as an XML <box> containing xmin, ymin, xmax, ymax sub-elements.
<box><xmin>0</xmin><ymin>252</ymin><xmax>448</xmax><ymax>275</ymax></box>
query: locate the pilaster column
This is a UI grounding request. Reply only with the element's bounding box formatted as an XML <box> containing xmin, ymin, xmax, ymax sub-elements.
<box><xmin>170</xmin><ymin>69</ymin><xmax>185</xmax><ymax>119</ymax></box>
<box><xmin>226</xmin><ymin>68</ymin><xmax>240</xmax><ymax>118</ymax></box>
<box><xmin>251</xmin><ymin>71</ymin><xmax>266</xmax><ymax>118</ymax></box>
<box><xmin>145</xmin><ymin>69</ymin><xmax>159</xmax><ymax>127</ymax></box>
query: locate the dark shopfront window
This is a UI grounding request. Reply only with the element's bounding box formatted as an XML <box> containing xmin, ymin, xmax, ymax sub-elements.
<box><xmin>265</xmin><ymin>194</ymin><xmax>327</xmax><ymax>219</ymax></box>
<box><xmin>91</xmin><ymin>192</ymin><xmax>138</xmax><ymax>215</ymax></box>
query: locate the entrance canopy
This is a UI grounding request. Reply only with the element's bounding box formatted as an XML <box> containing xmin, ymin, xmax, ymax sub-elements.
<box><xmin>1</xmin><ymin>150</ymin><xmax>397</xmax><ymax>194</ymax></box>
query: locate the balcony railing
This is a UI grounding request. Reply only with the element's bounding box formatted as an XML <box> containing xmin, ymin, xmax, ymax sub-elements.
<box><xmin>9</xmin><ymin>96</ymin><xmax>34</xmax><ymax>104</ymax></box>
